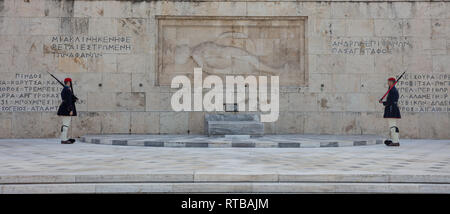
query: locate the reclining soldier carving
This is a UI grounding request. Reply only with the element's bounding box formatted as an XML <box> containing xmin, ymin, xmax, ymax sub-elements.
<box><xmin>174</xmin><ymin>31</ymin><xmax>298</xmax><ymax>76</ymax></box>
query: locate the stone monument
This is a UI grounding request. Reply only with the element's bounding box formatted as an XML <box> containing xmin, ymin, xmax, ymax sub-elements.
<box><xmin>0</xmin><ymin>0</ymin><xmax>448</xmax><ymax>139</ymax></box>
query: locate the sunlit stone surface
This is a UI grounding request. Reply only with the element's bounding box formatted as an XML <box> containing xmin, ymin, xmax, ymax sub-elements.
<box><xmin>0</xmin><ymin>0</ymin><xmax>448</xmax><ymax>139</ymax></box>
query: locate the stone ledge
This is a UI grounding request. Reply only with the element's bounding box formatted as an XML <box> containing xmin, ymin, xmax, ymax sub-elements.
<box><xmin>1</xmin><ymin>173</ymin><xmax>448</xmax><ymax>184</ymax></box>
<box><xmin>2</xmin><ymin>182</ymin><xmax>449</xmax><ymax>194</ymax></box>
<box><xmin>80</xmin><ymin>134</ymin><xmax>385</xmax><ymax>148</ymax></box>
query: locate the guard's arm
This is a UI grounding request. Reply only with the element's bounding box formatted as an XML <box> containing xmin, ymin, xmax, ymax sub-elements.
<box><xmin>383</xmin><ymin>89</ymin><xmax>398</xmax><ymax>106</ymax></box>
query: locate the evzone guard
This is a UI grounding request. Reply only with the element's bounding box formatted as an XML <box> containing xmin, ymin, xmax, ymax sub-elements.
<box><xmin>379</xmin><ymin>77</ymin><xmax>402</xmax><ymax>147</ymax></box>
<box><xmin>57</xmin><ymin>77</ymin><xmax>78</xmax><ymax>144</ymax></box>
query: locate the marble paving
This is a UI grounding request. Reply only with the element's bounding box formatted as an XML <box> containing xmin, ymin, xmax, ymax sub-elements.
<box><xmin>0</xmin><ymin>138</ymin><xmax>449</xmax><ymax>193</ymax></box>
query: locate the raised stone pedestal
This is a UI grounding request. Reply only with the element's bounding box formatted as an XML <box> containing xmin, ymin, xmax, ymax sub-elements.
<box><xmin>205</xmin><ymin>114</ymin><xmax>264</xmax><ymax>137</ymax></box>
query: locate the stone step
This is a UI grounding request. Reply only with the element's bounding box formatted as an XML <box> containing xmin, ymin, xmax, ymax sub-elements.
<box><xmin>2</xmin><ymin>182</ymin><xmax>449</xmax><ymax>194</ymax></box>
<box><xmin>205</xmin><ymin>113</ymin><xmax>260</xmax><ymax>122</ymax></box>
<box><xmin>2</xmin><ymin>173</ymin><xmax>449</xmax><ymax>184</ymax></box>
<box><xmin>205</xmin><ymin>113</ymin><xmax>264</xmax><ymax>136</ymax></box>
<box><xmin>1</xmin><ymin>173</ymin><xmax>449</xmax><ymax>193</ymax></box>
<box><xmin>207</xmin><ymin>121</ymin><xmax>264</xmax><ymax>136</ymax></box>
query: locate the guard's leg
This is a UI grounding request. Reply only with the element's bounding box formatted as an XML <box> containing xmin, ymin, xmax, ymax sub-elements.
<box><xmin>390</xmin><ymin>126</ymin><xmax>400</xmax><ymax>143</ymax></box>
<box><xmin>388</xmin><ymin>119</ymin><xmax>400</xmax><ymax>145</ymax></box>
<box><xmin>60</xmin><ymin>116</ymin><xmax>72</xmax><ymax>143</ymax></box>
<box><xmin>384</xmin><ymin>119</ymin><xmax>392</xmax><ymax>145</ymax></box>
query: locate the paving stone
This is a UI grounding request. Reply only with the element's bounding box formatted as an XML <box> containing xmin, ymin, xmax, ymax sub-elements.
<box><xmin>172</xmin><ymin>183</ymin><xmax>253</xmax><ymax>193</ymax></box>
<box><xmin>353</xmin><ymin>141</ymin><xmax>367</xmax><ymax>146</ymax></box>
<box><xmin>112</xmin><ymin>140</ymin><xmax>128</xmax><ymax>146</ymax></box>
<box><xmin>164</xmin><ymin>142</ymin><xmax>186</xmax><ymax>147</ymax></box>
<box><xmin>232</xmin><ymin>142</ymin><xmax>256</xmax><ymax>148</ymax></box>
<box><xmin>320</xmin><ymin>142</ymin><xmax>339</xmax><ymax>147</ymax></box>
<box><xmin>388</xmin><ymin>174</ymin><xmax>450</xmax><ymax>183</ymax></box>
<box><xmin>126</xmin><ymin>140</ymin><xmax>146</xmax><ymax>146</ymax></box>
<box><xmin>0</xmin><ymin>175</ymin><xmax>76</xmax><ymax>184</ymax></box>
<box><xmin>338</xmin><ymin>141</ymin><xmax>354</xmax><ymax>147</ymax></box>
<box><xmin>208</xmin><ymin>142</ymin><xmax>232</xmax><ymax>148</ymax></box>
<box><xmin>94</xmin><ymin>183</ymin><xmax>173</xmax><ymax>193</ymax></box>
<box><xmin>252</xmin><ymin>183</ymin><xmax>337</xmax><ymax>193</ymax></box>
<box><xmin>194</xmin><ymin>173</ymin><xmax>278</xmax><ymax>182</ymax></box>
<box><xmin>144</xmin><ymin>141</ymin><xmax>164</xmax><ymax>147</ymax></box>
<box><xmin>278</xmin><ymin>174</ymin><xmax>390</xmax><ymax>183</ymax></box>
<box><xmin>418</xmin><ymin>184</ymin><xmax>450</xmax><ymax>193</ymax></box>
<box><xmin>74</xmin><ymin>174</ymin><xmax>194</xmax><ymax>183</ymax></box>
<box><xmin>185</xmin><ymin>142</ymin><xmax>209</xmax><ymax>148</ymax></box>
<box><xmin>279</xmin><ymin>142</ymin><xmax>301</xmax><ymax>148</ymax></box>
<box><xmin>1</xmin><ymin>184</ymin><xmax>96</xmax><ymax>194</ymax></box>
<box><xmin>300</xmin><ymin>141</ymin><xmax>320</xmax><ymax>148</ymax></box>
<box><xmin>255</xmin><ymin>142</ymin><xmax>279</xmax><ymax>148</ymax></box>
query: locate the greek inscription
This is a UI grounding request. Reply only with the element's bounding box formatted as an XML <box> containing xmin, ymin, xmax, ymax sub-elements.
<box><xmin>0</xmin><ymin>74</ymin><xmax>84</xmax><ymax>112</ymax></box>
<box><xmin>331</xmin><ymin>37</ymin><xmax>412</xmax><ymax>55</ymax></box>
<box><xmin>397</xmin><ymin>74</ymin><xmax>450</xmax><ymax>112</ymax></box>
<box><xmin>46</xmin><ymin>35</ymin><xmax>132</xmax><ymax>58</ymax></box>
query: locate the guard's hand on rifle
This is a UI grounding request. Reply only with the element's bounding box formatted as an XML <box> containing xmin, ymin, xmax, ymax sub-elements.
<box><xmin>69</xmin><ymin>111</ymin><xmax>73</xmax><ymax>116</ymax></box>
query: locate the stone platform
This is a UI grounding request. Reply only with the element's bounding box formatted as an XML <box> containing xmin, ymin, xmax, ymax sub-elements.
<box><xmin>80</xmin><ymin>134</ymin><xmax>384</xmax><ymax>148</ymax></box>
<box><xmin>0</xmin><ymin>138</ymin><xmax>449</xmax><ymax>193</ymax></box>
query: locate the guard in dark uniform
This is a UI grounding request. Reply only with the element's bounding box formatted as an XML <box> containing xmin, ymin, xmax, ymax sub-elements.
<box><xmin>57</xmin><ymin>78</ymin><xmax>77</xmax><ymax>144</ymax></box>
<box><xmin>381</xmin><ymin>77</ymin><xmax>401</xmax><ymax>146</ymax></box>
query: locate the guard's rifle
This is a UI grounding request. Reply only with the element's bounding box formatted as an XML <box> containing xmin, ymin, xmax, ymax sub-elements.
<box><xmin>46</xmin><ymin>71</ymin><xmax>78</xmax><ymax>101</ymax></box>
<box><xmin>378</xmin><ymin>70</ymin><xmax>406</xmax><ymax>103</ymax></box>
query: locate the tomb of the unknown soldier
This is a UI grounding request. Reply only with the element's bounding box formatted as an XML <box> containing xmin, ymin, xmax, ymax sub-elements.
<box><xmin>0</xmin><ymin>0</ymin><xmax>449</xmax><ymax>199</ymax></box>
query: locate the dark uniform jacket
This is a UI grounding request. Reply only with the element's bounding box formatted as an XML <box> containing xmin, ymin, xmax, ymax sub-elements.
<box><xmin>383</xmin><ymin>86</ymin><xmax>401</xmax><ymax>118</ymax></box>
<box><xmin>57</xmin><ymin>86</ymin><xmax>77</xmax><ymax>116</ymax></box>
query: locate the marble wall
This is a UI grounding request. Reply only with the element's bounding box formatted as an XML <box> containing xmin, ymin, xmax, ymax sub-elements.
<box><xmin>0</xmin><ymin>0</ymin><xmax>449</xmax><ymax>139</ymax></box>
